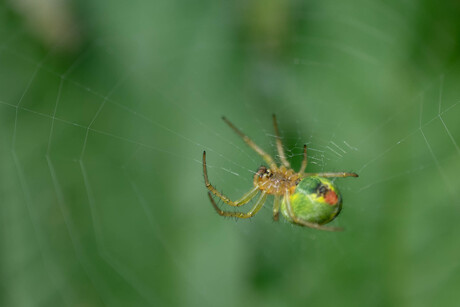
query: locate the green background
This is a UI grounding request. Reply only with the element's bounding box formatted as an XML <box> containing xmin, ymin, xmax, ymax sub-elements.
<box><xmin>1</xmin><ymin>1</ymin><xmax>460</xmax><ymax>306</ymax></box>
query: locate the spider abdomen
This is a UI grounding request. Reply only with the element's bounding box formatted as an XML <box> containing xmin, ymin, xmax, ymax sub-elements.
<box><xmin>281</xmin><ymin>176</ymin><xmax>342</xmax><ymax>225</ymax></box>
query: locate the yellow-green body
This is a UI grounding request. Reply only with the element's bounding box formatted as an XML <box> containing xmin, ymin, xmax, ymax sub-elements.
<box><xmin>281</xmin><ymin>176</ymin><xmax>342</xmax><ymax>225</ymax></box>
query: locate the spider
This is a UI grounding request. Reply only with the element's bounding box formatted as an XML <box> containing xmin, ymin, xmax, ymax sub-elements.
<box><xmin>203</xmin><ymin>115</ymin><xmax>358</xmax><ymax>231</ymax></box>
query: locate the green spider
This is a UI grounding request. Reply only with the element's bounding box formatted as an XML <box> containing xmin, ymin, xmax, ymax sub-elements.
<box><xmin>203</xmin><ymin>115</ymin><xmax>358</xmax><ymax>231</ymax></box>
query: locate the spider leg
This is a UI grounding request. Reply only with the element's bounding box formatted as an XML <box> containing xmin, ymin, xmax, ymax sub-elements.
<box><xmin>222</xmin><ymin>116</ymin><xmax>278</xmax><ymax>170</ymax></box>
<box><xmin>203</xmin><ymin>151</ymin><xmax>259</xmax><ymax>206</ymax></box>
<box><xmin>299</xmin><ymin>144</ymin><xmax>308</xmax><ymax>173</ymax></box>
<box><xmin>302</xmin><ymin>172</ymin><xmax>359</xmax><ymax>178</ymax></box>
<box><xmin>283</xmin><ymin>190</ymin><xmax>343</xmax><ymax>231</ymax></box>
<box><xmin>273</xmin><ymin>195</ymin><xmax>281</xmax><ymax>221</ymax></box>
<box><xmin>272</xmin><ymin>114</ymin><xmax>290</xmax><ymax>168</ymax></box>
<box><xmin>208</xmin><ymin>191</ymin><xmax>267</xmax><ymax>218</ymax></box>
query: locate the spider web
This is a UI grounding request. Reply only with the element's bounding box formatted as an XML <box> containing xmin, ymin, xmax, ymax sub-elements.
<box><xmin>2</xmin><ymin>1</ymin><xmax>460</xmax><ymax>306</ymax></box>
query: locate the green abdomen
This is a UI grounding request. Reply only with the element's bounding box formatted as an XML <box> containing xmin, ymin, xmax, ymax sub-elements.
<box><xmin>280</xmin><ymin>176</ymin><xmax>342</xmax><ymax>225</ymax></box>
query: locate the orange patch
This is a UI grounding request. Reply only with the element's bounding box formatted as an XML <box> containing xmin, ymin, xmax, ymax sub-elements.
<box><xmin>325</xmin><ymin>190</ymin><xmax>338</xmax><ymax>205</ymax></box>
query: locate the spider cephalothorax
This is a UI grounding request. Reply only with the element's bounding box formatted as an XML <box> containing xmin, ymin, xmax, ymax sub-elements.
<box><xmin>203</xmin><ymin>115</ymin><xmax>358</xmax><ymax>231</ymax></box>
<box><xmin>253</xmin><ymin>165</ymin><xmax>300</xmax><ymax>196</ymax></box>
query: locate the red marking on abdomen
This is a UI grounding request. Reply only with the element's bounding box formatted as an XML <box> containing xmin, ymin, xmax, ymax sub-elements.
<box><xmin>325</xmin><ymin>191</ymin><xmax>338</xmax><ymax>205</ymax></box>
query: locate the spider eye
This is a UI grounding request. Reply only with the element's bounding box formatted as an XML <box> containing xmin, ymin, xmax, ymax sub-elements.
<box><xmin>256</xmin><ymin>166</ymin><xmax>267</xmax><ymax>177</ymax></box>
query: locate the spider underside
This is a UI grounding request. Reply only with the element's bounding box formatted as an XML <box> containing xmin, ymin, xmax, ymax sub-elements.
<box><xmin>203</xmin><ymin>115</ymin><xmax>358</xmax><ymax>231</ymax></box>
